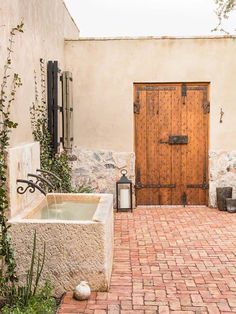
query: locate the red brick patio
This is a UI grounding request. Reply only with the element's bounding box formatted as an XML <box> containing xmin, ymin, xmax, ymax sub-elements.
<box><xmin>58</xmin><ymin>207</ymin><xmax>236</xmax><ymax>314</ymax></box>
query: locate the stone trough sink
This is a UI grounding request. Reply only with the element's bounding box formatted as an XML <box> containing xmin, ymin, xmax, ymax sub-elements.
<box><xmin>9</xmin><ymin>193</ymin><xmax>114</xmax><ymax>296</ymax></box>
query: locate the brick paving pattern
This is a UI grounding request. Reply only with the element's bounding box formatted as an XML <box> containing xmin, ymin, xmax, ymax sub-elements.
<box><xmin>59</xmin><ymin>207</ymin><xmax>236</xmax><ymax>313</ymax></box>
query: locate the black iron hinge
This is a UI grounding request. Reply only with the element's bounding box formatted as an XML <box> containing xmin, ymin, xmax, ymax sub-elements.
<box><xmin>187</xmin><ymin>183</ymin><xmax>209</xmax><ymax>190</ymax></box>
<box><xmin>181</xmin><ymin>83</ymin><xmax>187</xmax><ymax>105</ymax></box>
<box><xmin>134</xmin><ymin>90</ymin><xmax>140</xmax><ymax>114</ymax></box>
<box><xmin>134</xmin><ymin>101</ymin><xmax>140</xmax><ymax>114</ymax></box>
<box><xmin>202</xmin><ymin>101</ymin><xmax>210</xmax><ymax>114</ymax></box>
<box><xmin>181</xmin><ymin>83</ymin><xmax>187</xmax><ymax>97</ymax></box>
<box><xmin>136</xmin><ymin>167</ymin><xmax>141</xmax><ymax>185</ymax></box>
<box><xmin>202</xmin><ymin>87</ymin><xmax>210</xmax><ymax>114</ymax></box>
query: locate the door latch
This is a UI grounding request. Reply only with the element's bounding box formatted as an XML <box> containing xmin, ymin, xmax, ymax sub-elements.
<box><xmin>159</xmin><ymin>135</ymin><xmax>188</xmax><ymax>145</ymax></box>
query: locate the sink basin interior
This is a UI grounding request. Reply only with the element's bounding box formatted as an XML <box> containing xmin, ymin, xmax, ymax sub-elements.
<box><xmin>21</xmin><ymin>193</ymin><xmax>101</xmax><ymax>221</ymax></box>
<box><xmin>28</xmin><ymin>200</ymin><xmax>98</xmax><ymax>220</ymax></box>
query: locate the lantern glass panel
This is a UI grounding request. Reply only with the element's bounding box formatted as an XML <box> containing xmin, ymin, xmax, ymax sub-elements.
<box><xmin>118</xmin><ymin>184</ymin><xmax>131</xmax><ymax>209</ymax></box>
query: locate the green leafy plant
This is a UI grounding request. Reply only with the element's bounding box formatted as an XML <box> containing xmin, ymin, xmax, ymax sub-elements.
<box><xmin>213</xmin><ymin>0</ymin><xmax>235</xmax><ymax>32</ymax></box>
<box><xmin>0</xmin><ymin>21</ymin><xmax>24</xmax><ymax>304</ymax></box>
<box><xmin>2</xmin><ymin>231</ymin><xmax>56</xmax><ymax>313</ymax></box>
<box><xmin>75</xmin><ymin>184</ymin><xmax>94</xmax><ymax>193</ymax></box>
<box><xmin>18</xmin><ymin>230</ymin><xmax>46</xmax><ymax>306</ymax></box>
<box><xmin>30</xmin><ymin>60</ymin><xmax>93</xmax><ymax>193</ymax></box>
<box><xmin>30</xmin><ymin>60</ymin><xmax>52</xmax><ymax>172</ymax></box>
<box><xmin>50</xmin><ymin>151</ymin><xmax>74</xmax><ymax>192</ymax></box>
<box><xmin>2</xmin><ymin>281</ymin><xmax>56</xmax><ymax>314</ymax></box>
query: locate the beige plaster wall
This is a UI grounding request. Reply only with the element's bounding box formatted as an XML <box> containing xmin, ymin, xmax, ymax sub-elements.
<box><xmin>65</xmin><ymin>37</ymin><xmax>236</xmax><ymax>152</ymax></box>
<box><xmin>0</xmin><ymin>0</ymin><xmax>79</xmax><ymax>147</ymax></box>
<box><xmin>8</xmin><ymin>142</ymin><xmax>42</xmax><ymax>217</ymax></box>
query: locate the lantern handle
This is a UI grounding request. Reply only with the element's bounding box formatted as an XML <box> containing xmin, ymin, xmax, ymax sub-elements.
<box><xmin>121</xmin><ymin>169</ymin><xmax>128</xmax><ymax>176</ymax></box>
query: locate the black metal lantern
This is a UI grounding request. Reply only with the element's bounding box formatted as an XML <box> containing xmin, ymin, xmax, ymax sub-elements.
<box><xmin>116</xmin><ymin>169</ymin><xmax>133</xmax><ymax>212</ymax></box>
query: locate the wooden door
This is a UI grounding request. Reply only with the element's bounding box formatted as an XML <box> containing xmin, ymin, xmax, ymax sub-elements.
<box><xmin>134</xmin><ymin>83</ymin><xmax>209</xmax><ymax>206</ymax></box>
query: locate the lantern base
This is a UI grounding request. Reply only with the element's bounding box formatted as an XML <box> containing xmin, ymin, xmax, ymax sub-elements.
<box><xmin>117</xmin><ymin>207</ymin><xmax>133</xmax><ymax>213</ymax></box>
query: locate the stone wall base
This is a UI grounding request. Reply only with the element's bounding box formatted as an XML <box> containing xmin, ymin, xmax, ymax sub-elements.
<box><xmin>209</xmin><ymin>150</ymin><xmax>236</xmax><ymax>207</ymax></box>
<box><xmin>70</xmin><ymin>147</ymin><xmax>135</xmax><ymax>205</ymax></box>
<box><xmin>70</xmin><ymin>148</ymin><xmax>236</xmax><ymax>208</ymax></box>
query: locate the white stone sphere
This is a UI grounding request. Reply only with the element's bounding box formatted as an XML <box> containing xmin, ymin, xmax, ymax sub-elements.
<box><xmin>73</xmin><ymin>281</ymin><xmax>91</xmax><ymax>301</ymax></box>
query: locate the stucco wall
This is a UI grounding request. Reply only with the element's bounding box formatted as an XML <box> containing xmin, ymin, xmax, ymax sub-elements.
<box><xmin>8</xmin><ymin>142</ymin><xmax>41</xmax><ymax>217</ymax></box>
<box><xmin>65</xmin><ymin>37</ymin><xmax>236</xmax><ymax>153</ymax></box>
<box><xmin>0</xmin><ymin>0</ymin><xmax>79</xmax><ymax>147</ymax></box>
<box><xmin>65</xmin><ymin>37</ymin><xmax>236</xmax><ymax>205</ymax></box>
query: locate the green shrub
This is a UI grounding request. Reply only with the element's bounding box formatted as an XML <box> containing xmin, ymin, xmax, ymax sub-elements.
<box><xmin>30</xmin><ymin>60</ymin><xmax>92</xmax><ymax>194</ymax></box>
<box><xmin>0</xmin><ymin>21</ymin><xmax>24</xmax><ymax>303</ymax></box>
<box><xmin>2</xmin><ymin>281</ymin><xmax>56</xmax><ymax>314</ymax></box>
<box><xmin>2</xmin><ymin>232</ymin><xmax>56</xmax><ymax>314</ymax></box>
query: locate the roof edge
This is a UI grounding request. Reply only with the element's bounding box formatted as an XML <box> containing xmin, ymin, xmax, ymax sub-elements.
<box><xmin>66</xmin><ymin>35</ymin><xmax>236</xmax><ymax>42</ymax></box>
<box><xmin>62</xmin><ymin>0</ymin><xmax>80</xmax><ymax>34</ymax></box>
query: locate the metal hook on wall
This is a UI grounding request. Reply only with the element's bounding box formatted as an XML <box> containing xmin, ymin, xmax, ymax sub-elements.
<box><xmin>220</xmin><ymin>108</ymin><xmax>224</xmax><ymax>123</ymax></box>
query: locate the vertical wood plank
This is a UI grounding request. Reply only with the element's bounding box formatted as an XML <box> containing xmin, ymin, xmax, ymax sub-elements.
<box><xmin>146</xmin><ymin>90</ymin><xmax>159</xmax><ymax>205</ymax></box>
<box><xmin>135</xmin><ymin>87</ymin><xmax>147</xmax><ymax>204</ymax></box>
<box><xmin>185</xmin><ymin>85</ymin><xmax>209</xmax><ymax>205</ymax></box>
<box><xmin>198</xmin><ymin>90</ymin><xmax>205</xmax><ymax>205</ymax></box>
<box><xmin>171</xmin><ymin>85</ymin><xmax>182</xmax><ymax>204</ymax></box>
<box><xmin>158</xmin><ymin>89</ymin><xmax>172</xmax><ymax>205</ymax></box>
<box><xmin>186</xmin><ymin>90</ymin><xmax>199</xmax><ymax>205</ymax></box>
<box><xmin>181</xmin><ymin>85</ymin><xmax>188</xmax><ymax>205</ymax></box>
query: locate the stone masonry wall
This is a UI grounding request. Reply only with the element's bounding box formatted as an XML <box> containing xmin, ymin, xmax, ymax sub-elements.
<box><xmin>70</xmin><ymin>148</ymin><xmax>135</xmax><ymax>202</ymax></box>
<box><xmin>209</xmin><ymin>150</ymin><xmax>236</xmax><ymax>207</ymax></box>
<box><xmin>71</xmin><ymin>148</ymin><xmax>236</xmax><ymax>208</ymax></box>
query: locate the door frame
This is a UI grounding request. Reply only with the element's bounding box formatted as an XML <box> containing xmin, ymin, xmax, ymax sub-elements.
<box><xmin>133</xmin><ymin>82</ymin><xmax>210</xmax><ymax>206</ymax></box>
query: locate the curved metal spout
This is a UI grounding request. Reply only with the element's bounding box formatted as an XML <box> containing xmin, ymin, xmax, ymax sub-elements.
<box><xmin>36</xmin><ymin>169</ymin><xmax>62</xmax><ymax>182</ymax></box>
<box><xmin>27</xmin><ymin>173</ymin><xmax>55</xmax><ymax>191</ymax></box>
<box><xmin>16</xmin><ymin>179</ymin><xmax>46</xmax><ymax>196</ymax></box>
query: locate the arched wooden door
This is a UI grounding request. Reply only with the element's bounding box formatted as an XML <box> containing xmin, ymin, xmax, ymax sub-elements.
<box><xmin>134</xmin><ymin>83</ymin><xmax>209</xmax><ymax>206</ymax></box>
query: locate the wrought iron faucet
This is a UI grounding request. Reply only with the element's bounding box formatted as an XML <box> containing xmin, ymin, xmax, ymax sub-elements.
<box><xmin>36</xmin><ymin>169</ymin><xmax>61</xmax><ymax>182</ymax></box>
<box><xmin>36</xmin><ymin>169</ymin><xmax>62</xmax><ymax>191</ymax></box>
<box><xmin>16</xmin><ymin>179</ymin><xmax>46</xmax><ymax>196</ymax></box>
<box><xmin>27</xmin><ymin>173</ymin><xmax>55</xmax><ymax>192</ymax></box>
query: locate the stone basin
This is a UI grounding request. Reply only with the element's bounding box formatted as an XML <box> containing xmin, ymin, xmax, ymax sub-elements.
<box><xmin>9</xmin><ymin>193</ymin><xmax>114</xmax><ymax>296</ymax></box>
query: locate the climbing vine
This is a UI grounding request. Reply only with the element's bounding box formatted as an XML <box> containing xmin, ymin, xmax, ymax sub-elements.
<box><xmin>30</xmin><ymin>59</ymin><xmax>52</xmax><ymax>172</ymax></box>
<box><xmin>30</xmin><ymin>60</ymin><xmax>92</xmax><ymax>193</ymax></box>
<box><xmin>0</xmin><ymin>22</ymin><xmax>24</xmax><ymax>302</ymax></box>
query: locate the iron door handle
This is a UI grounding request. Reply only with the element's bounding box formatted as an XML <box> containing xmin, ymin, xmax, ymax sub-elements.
<box><xmin>159</xmin><ymin>140</ymin><xmax>169</xmax><ymax>144</ymax></box>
